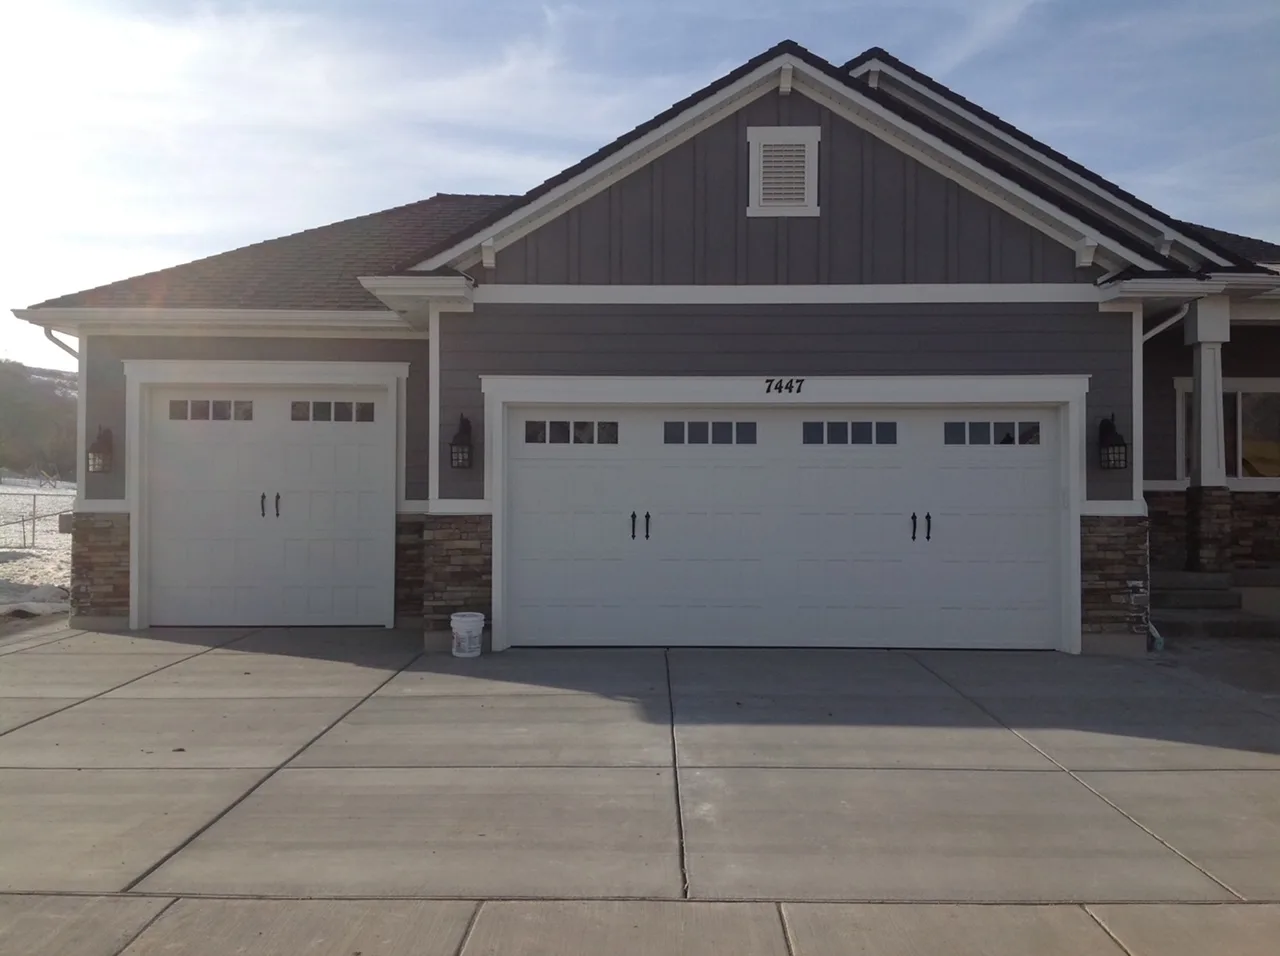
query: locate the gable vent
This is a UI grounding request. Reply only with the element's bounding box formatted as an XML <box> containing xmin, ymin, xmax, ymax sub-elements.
<box><xmin>759</xmin><ymin>143</ymin><xmax>809</xmax><ymax>205</ymax></box>
<box><xmin>747</xmin><ymin>126</ymin><xmax>820</xmax><ymax>217</ymax></box>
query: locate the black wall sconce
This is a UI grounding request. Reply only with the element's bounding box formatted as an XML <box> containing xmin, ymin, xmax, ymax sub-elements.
<box><xmin>1098</xmin><ymin>414</ymin><xmax>1128</xmax><ymax>470</ymax></box>
<box><xmin>87</xmin><ymin>426</ymin><xmax>114</xmax><ymax>474</ymax></box>
<box><xmin>449</xmin><ymin>414</ymin><xmax>474</xmax><ymax>469</ymax></box>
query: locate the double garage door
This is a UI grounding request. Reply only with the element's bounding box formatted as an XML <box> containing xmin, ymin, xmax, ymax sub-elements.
<box><xmin>145</xmin><ymin>386</ymin><xmax>395</xmax><ymax>627</ymax></box>
<box><xmin>506</xmin><ymin>405</ymin><xmax>1061</xmax><ymax>649</ymax></box>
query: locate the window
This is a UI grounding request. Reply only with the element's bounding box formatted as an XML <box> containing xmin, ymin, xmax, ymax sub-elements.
<box><xmin>666</xmin><ymin>421</ymin><xmax>757</xmax><ymax>445</ymax></box>
<box><xmin>573</xmin><ymin>421</ymin><xmax>594</xmax><ymax>444</ymax></box>
<box><xmin>746</xmin><ymin>126</ymin><xmax>820</xmax><ymax>218</ymax></box>
<box><xmin>291</xmin><ymin>400</ymin><xmax>374</xmax><ymax>423</ymax></box>
<box><xmin>355</xmin><ymin>402</ymin><xmax>375</xmax><ymax>422</ymax></box>
<box><xmin>549</xmin><ymin>421</ymin><xmax>570</xmax><ymax>444</ymax></box>
<box><xmin>525</xmin><ymin>421</ymin><xmax>547</xmax><ymax>444</ymax></box>
<box><xmin>525</xmin><ymin>420</ymin><xmax>617</xmax><ymax>445</ymax></box>
<box><xmin>804</xmin><ymin>421</ymin><xmax>896</xmax><ymax>445</ymax></box>
<box><xmin>169</xmin><ymin>400</ymin><xmax>188</xmax><ymax>420</ymax></box>
<box><xmin>946</xmin><ymin>421</ymin><xmax>1040</xmax><ymax>446</ymax></box>
<box><xmin>1178</xmin><ymin>385</ymin><xmax>1280</xmax><ymax>478</ymax></box>
<box><xmin>169</xmin><ymin>399</ymin><xmax>253</xmax><ymax>422</ymax></box>
<box><xmin>334</xmin><ymin>402</ymin><xmax>353</xmax><ymax>422</ymax></box>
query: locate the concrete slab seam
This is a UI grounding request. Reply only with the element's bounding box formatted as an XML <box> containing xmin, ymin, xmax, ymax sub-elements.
<box><xmin>450</xmin><ymin>900</ymin><xmax>484</xmax><ymax>956</ymax></box>
<box><xmin>775</xmin><ymin>901</ymin><xmax>799</xmax><ymax>956</ymax></box>
<box><xmin>904</xmin><ymin>651</ymin><xmax>1249</xmax><ymax>902</ymax></box>
<box><xmin>118</xmin><ymin>644</ymin><xmax>425</xmax><ymax>893</ymax></box>
<box><xmin>0</xmin><ymin>628</ymin><xmax>266</xmax><ymax>740</ymax></box>
<box><xmin>107</xmin><ymin>895</ymin><xmax>179</xmax><ymax>956</ymax></box>
<box><xmin>1081</xmin><ymin>904</ymin><xmax>1141</xmax><ymax>956</ymax></box>
<box><xmin>664</xmin><ymin>648</ymin><xmax>690</xmax><ymax>899</ymax></box>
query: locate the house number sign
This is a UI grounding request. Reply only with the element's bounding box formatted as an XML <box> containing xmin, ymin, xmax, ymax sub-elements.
<box><xmin>764</xmin><ymin>378</ymin><xmax>805</xmax><ymax>394</ymax></box>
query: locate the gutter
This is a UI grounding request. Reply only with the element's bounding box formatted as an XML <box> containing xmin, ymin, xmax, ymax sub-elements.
<box><xmin>43</xmin><ymin>327</ymin><xmax>79</xmax><ymax>359</ymax></box>
<box><xmin>1141</xmin><ymin>304</ymin><xmax>1190</xmax><ymax>343</ymax></box>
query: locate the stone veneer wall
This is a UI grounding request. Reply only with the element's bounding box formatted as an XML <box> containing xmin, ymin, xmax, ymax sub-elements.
<box><xmin>1147</xmin><ymin>490</ymin><xmax>1280</xmax><ymax>571</ymax></box>
<box><xmin>395</xmin><ymin>515</ymin><xmax>426</xmax><ymax>621</ymax></box>
<box><xmin>1081</xmin><ymin>515</ymin><xmax>1149</xmax><ymax>638</ymax></box>
<box><xmin>1186</xmin><ymin>486</ymin><xmax>1233</xmax><ymax>573</ymax></box>
<box><xmin>69</xmin><ymin>513</ymin><xmax>130</xmax><ymax>619</ymax></box>
<box><xmin>1145</xmin><ymin>492</ymin><xmax>1186</xmax><ymax>571</ymax></box>
<box><xmin>422</xmin><ymin>515</ymin><xmax>492</xmax><ymax>628</ymax></box>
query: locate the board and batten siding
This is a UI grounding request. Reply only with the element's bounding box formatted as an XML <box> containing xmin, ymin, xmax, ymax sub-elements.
<box><xmin>82</xmin><ymin>336</ymin><xmax>431</xmax><ymax>500</ymax></box>
<box><xmin>487</xmin><ymin>90</ymin><xmax>1094</xmax><ymax>287</ymax></box>
<box><xmin>1143</xmin><ymin>321</ymin><xmax>1280</xmax><ymax>480</ymax></box>
<box><xmin>439</xmin><ymin>302</ymin><xmax>1131</xmax><ymax>500</ymax></box>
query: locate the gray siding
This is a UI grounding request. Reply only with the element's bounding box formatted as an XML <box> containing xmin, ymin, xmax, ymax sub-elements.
<box><xmin>1144</xmin><ymin>320</ymin><xmax>1280</xmax><ymax>480</ymax></box>
<box><xmin>440</xmin><ymin>303</ymin><xmax>1131</xmax><ymax>500</ymax></box>
<box><xmin>490</xmin><ymin>91</ymin><xmax>1091</xmax><ymax>287</ymax></box>
<box><xmin>83</xmin><ymin>336</ymin><xmax>431</xmax><ymax>500</ymax></box>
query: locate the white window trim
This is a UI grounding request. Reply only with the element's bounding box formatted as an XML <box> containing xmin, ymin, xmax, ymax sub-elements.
<box><xmin>746</xmin><ymin>125</ymin><xmax>821</xmax><ymax>217</ymax></box>
<box><xmin>1172</xmin><ymin>376</ymin><xmax>1280</xmax><ymax>491</ymax></box>
<box><xmin>120</xmin><ymin>360</ymin><xmax>408</xmax><ymax>630</ymax></box>
<box><xmin>481</xmin><ymin>374</ymin><xmax>1088</xmax><ymax>655</ymax></box>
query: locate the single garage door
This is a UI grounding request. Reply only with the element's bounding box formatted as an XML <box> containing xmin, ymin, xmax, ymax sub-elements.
<box><xmin>146</xmin><ymin>386</ymin><xmax>395</xmax><ymax>626</ymax></box>
<box><xmin>506</xmin><ymin>405</ymin><xmax>1060</xmax><ymax>648</ymax></box>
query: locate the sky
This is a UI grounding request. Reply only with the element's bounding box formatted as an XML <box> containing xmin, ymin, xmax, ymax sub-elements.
<box><xmin>2</xmin><ymin>0</ymin><xmax>1277</xmax><ymax>371</ymax></box>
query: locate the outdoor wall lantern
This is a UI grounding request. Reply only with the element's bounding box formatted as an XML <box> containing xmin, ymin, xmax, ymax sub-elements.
<box><xmin>449</xmin><ymin>414</ymin><xmax>474</xmax><ymax>469</ymax></box>
<box><xmin>1098</xmin><ymin>414</ymin><xmax>1128</xmax><ymax>471</ymax></box>
<box><xmin>87</xmin><ymin>426</ymin><xmax>114</xmax><ymax>474</ymax></box>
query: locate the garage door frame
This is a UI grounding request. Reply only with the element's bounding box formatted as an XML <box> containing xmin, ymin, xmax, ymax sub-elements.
<box><xmin>482</xmin><ymin>374</ymin><xmax>1090</xmax><ymax>653</ymax></box>
<box><xmin>123</xmin><ymin>360</ymin><xmax>409</xmax><ymax>630</ymax></box>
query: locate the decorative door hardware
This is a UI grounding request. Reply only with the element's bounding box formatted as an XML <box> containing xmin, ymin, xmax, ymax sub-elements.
<box><xmin>911</xmin><ymin>512</ymin><xmax>917</xmax><ymax>541</ymax></box>
<box><xmin>630</xmin><ymin>511</ymin><xmax>637</xmax><ymax>540</ymax></box>
<box><xmin>260</xmin><ymin>493</ymin><xmax>266</xmax><ymax>518</ymax></box>
<box><xmin>925</xmin><ymin>512</ymin><xmax>932</xmax><ymax>541</ymax></box>
<box><xmin>275</xmin><ymin>493</ymin><xmax>281</xmax><ymax>517</ymax></box>
<box><xmin>645</xmin><ymin>512</ymin><xmax>651</xmax><ymax>539</ymax></box>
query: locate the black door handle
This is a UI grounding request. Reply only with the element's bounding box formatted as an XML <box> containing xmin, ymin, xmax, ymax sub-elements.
<box><xmin>925</xmin><ymin>512</ymin><xmax>932</xmax><ymax>541</ymax></box>
<box><xmin>645</xmin><ymin>512</ymin><xmax>651</xmax><ymax>540</ymax></box>
<box><xmin>275</xmin><ymin>493</ymin><xmax>281</xmax><ymax>517</ymax></box>
<box><xmin>630</xmin><ymin>511</ymin><xmax>636</xmax><ymax>540</ymax></box>
<box><xmin>260</xmin><ymin>493</ymin><xmax>266</xmax><ymax>517</ymax></box>
<box><xmin>911</xmin><ymin>512</ymin><xmax>917</xmax><ymax>541</ymax></box>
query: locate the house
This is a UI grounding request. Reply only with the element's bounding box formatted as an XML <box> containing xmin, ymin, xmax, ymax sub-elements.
<box><xmin>14</xmin><ymin>41</ymin><xmax>1280</xmax><ymax>655</ymax></box>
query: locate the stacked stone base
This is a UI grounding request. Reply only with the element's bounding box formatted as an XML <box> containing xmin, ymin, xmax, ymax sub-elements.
<box><xmin>1148</xmin><ymin>489</ymin><xmax>1280</xmax><ymax>571</ymax></box>
<box><xmin>1080</xmin><ymin>515</ymin><xmax>1149</xmax><ymax>655</ymax></box>
<box><xmin>395</xmin><ymin>515</ymin><xmax>427</xmax><ymax>624</ymax></box>
<box><xmin>1186</xmin><ymin>486</ymin><xmax>1232</xmax><ymax>573</ymax></box>
<box><xmin>69</xmin><ymin>513</ymin><xmax>130</xmax><ymax>624</ymax></box>
<box><xmin>422</xmin><ymin>515</ymin><xmax>493</xmax><ymax>628</ymax></box>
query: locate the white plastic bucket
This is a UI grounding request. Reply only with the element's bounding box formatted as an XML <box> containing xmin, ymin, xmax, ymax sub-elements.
<box><xmin>450</xmin><ymin>612</ymin><xmax>485</xmax><ymax>658</ymax></box>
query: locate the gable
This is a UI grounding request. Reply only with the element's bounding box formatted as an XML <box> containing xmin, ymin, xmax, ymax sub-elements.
<box><xmin>486</xmin><ymin>90</ymin><xmax>1092</xmax><ymax>286</ymax></box>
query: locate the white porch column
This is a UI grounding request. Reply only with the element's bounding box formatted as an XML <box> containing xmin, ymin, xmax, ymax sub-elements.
<box><xmin>1185</xmin><ymin>295</ymin><xmax>1231</xmax><ymax>487</ymax></box>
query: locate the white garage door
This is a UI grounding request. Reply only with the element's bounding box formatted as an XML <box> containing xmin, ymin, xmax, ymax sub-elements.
<box><xmin>146</xmin><ymin>386</ymin><xmax>395</xmax><ymax>627</ymax></box>
<box><xmin>505</xmin><ymin>406</ymin><xmax>1060</xmax><ymax>648</ymax></box>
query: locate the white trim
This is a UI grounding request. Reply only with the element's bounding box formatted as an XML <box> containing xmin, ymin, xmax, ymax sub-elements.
<box><xmin>1174</xmin><ymin>376</ymin><xmax>1280</xmax><ymax>489</ymax></box>
<box><xmin>1129</xmin><ymin>305</ymin><xmax>1145</xmax><ymax>502</ymax></box>
<box><xmin>358</xmin><ymin>275</ymin><xmax>473</xmax><ymax>317</ymax></box>
<box><xmin>121</xmin><ymin>360</ymin><xmax>407</xmax><ymax>629</ymax></box>
<box><xmin>414</xmin><ymin>53</ymin><xmax>1165</xmax><ymax>274</ymax></box>
<box><xmin>846</xmin><ymin>57</ymin><xmax>1236</xmax><ymax>269</ymax></box>
<box><xmin>76</xmin><ymin>338</ymin><xmax>86</xmax><ymax>501</ymax></box>
<box><xmin>480</xmin><ymin>373</ymin><xmax>1089</xmax><ymax>655</ymax></box>
<box><xmin>1075</xmin><ymin>241</ymin><xmax>1098</xmax><ymax>268</ymax></box>
<box><xmin>428</xmin><ymin>306</ymin><xmax>442</xmax><ymax>501</ymax></box>
<box><xmin>746</xmin><ymin>125</ymin><xmax>821</xmax><ymax>218</ymax></box>
<box><xmin>73</xmin><ymin>498</ymin><xmax>130</xmax><ymax>514</ymax></box>
<box><xmin>429</xmin><ymin>499</ymin><xmax>494</xmax><ymax>516</ymax></box>
<box><xmin>1082</xmin><ymin>499</ymin><xmax>1148</xmax><ymax>517</ymax></box>
<box><xmin>396</xmin><ymin>375</ymin><xmax>408</xmax><ymax>509</ymax></box>
<box><xmin>471</xmin><ymin>283</ymin><xmax>1103</xmax><ymax>305</ymax></box>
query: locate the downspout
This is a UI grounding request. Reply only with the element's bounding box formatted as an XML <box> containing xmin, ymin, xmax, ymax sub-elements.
<box><xmin>44</xmin><ymin>327</ymin><xmax>79</xmax><ymax>359</ymax></box>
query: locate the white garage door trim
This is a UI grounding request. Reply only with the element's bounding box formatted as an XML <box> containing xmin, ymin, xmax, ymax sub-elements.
<box><xmin>123</xmin><ymin>360</ymin><xmax>408</xmax><ymax>629</ymax></box>
<box><xmin>482</xmin><ymin>374</ymin><xmax>1089</xmax><ymax>654</ymax></box>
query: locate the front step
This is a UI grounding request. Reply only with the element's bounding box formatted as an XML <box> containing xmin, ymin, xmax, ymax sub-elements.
<box><xmin>1152</xmin><ymin>609</ymin><xmax>1280</xmax><ymax>640</ymax></box>
<box><xmin>1151</xmin><ymin>588</ymin><xmax>1243</xmax><ymax>610</ymax></box>
<box><xmin>1151</xmin><ymin>571</ymin><xmax>1233</xmax><ymax>590</ymax></box>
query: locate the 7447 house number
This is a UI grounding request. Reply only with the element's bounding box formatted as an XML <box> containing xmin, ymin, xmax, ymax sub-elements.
<box><xmin>764</xmin><ymin>378</ymin><xmax>805</xmax><ymax>394</ymax></box>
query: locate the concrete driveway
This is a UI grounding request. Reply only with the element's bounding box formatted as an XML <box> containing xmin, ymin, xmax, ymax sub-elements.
<box><xmin>2</xmin><ymin>621</ymin><xmax>1280</xmax><ymax>955</ymax></box>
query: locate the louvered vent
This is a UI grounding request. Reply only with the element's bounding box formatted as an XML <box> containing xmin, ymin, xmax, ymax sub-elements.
<box><xmin>758</xmin><ymin>142</ymin><xmax>809</xmax><ymax>206</ymax></box>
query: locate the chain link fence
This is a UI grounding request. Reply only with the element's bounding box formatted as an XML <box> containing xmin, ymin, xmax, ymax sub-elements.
<box><xmin>0</xmin><ymin>488</ymin><xmax>76</xmax><ymax>550</ymax></box>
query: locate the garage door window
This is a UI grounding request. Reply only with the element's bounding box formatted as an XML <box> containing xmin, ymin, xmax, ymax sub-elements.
<box><xmin>525</xmin><ymin>420</ymin><xmax>618</xmax><ymax>445</ymax></box>
<box><xmin>945</xmin><ymin>421</ymin><xmax>1040</xmax><ymax>445</ymax></box>
<box><xmin>803</xmin><ymin>421</ymin><xmax>897</xmax><ymax>445</ymax></box>
<box><xmin>291</xmin><ymin>401</ymin><xmax>375</xmax><ymax>422</ymax></box>
<box><xmin>664</xmin><ymin>421</ymin><xmax>756</xmax><ymax>445</ymax></box>
<box><xmin>169</xmin><ymin>400</ymin><xmax>253</xmax><ymax>422</ymax></box>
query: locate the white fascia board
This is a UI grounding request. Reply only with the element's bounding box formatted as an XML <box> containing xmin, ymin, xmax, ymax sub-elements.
<box><xmin>358</xmin><ymin>275</ymin><xmax>474</xmax><ymax>315</ymax></box>
<box><xmin>12</xmin><ymin>307</ymin><xmax>412</xmax><ymax>335</ymax></box>
<box><xmin>847</xmin><ymin>59</ymin><xmax>1234</xmax><ymax>269</ymax></box>
<box><xmin>1082</xmin><ymin>500</ymin><xmax>1148</xmax><ymax>517</ymax></box>
<box><xmin>481</xmin><ymin>374</ymin><xmax>1089</xmax><ymax>408</ymax></box>
<box><xmin>1100</xmin><ymin>279</ymin><xmax>1228</xmax><ymax>301</ymax></box>
<box><xmin>789</xmin><ymin>70</ymin><xmax>1164</xmax><ymax>271</ymax></box>
<box><xmin>473</xmin><ymin>283</ymin><xmax>1102</xmax><ymax>305</ymax></box>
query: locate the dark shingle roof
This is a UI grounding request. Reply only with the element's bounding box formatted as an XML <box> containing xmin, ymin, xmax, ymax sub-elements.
<box><xmin>1181</xmin><ymin>223</ymin><xmax>1280</xmax><ymax>265</ymax></box>
<box><xmin>31</xmin><ymin>194</ymin><xmax>514</xmax><ymax>311</ymax></box>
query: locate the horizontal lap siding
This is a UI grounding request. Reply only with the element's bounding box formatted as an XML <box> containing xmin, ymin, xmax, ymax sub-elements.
<box><xmin>489</xmin><ymin>91</ymin><xmax>1091</xmax><ymax>287</ymax></box>
<box><xmin>440</xmin><ymin>303</ymin><xmax>1130</xmax><ymax>500</ymax></box>
<box><xmin>84</xmin><ymin>336</ymin><xmax>431</xmax><ymax>500</ymax></box>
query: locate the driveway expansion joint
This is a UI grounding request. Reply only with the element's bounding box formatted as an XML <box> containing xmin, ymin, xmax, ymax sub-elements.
<box><xmin>665</xmin><ymin>648</ymin><xmax>690</xmax><ymax>900</ymax></box>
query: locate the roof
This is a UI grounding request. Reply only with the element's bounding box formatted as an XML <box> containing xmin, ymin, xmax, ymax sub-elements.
<box><xmin>840</xmin><ymin>47</ymin><xmax>1258</xmax><ymax>270</ymax></box>
<box><xmin>1182</xmin><ymin>223</ymin><xmax>1280</xmax><ymax>265</ymax></box>
<box><xmin>30</xmin><ymin>194</ymin><xmax>514</xmax><ymax>311</ymax></box>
